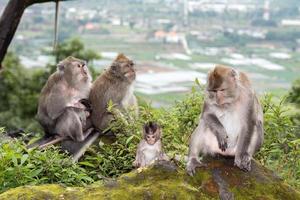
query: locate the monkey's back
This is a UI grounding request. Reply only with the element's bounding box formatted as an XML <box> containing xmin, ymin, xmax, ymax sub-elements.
<box><xmin>89</xmin><ymin>71</ymin><xmax>128</xmax><ymax>130</ymax></box>
<box><xmin>37</xmin><ymin>72</ymin><xmax>63</xmax><ymax>134</ymax></box>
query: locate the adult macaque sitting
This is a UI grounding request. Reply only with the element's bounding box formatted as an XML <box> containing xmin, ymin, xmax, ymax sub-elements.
<box><xmin>89</xmin><ymin>53</ymin><xmax>138</xmax><ymax>133</ymax></box>
<box><xmin>29</xmin><ymin>56</ymin><xmax>93</xmax><ymax>154</ymax></box>
<box><xmin>186</xmin><ymin>65</ymin><xmax>264</xmax><ymax>176</ymax></box>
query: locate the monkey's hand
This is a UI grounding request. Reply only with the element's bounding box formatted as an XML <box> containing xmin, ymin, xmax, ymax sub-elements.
<box><xmin>133</xmin><ymin>160</ymin><xmax>140</xmax><ymax>168</ymax></box>
<box><xmin>186</xmin><ymin>157</ymin><xmax>206</xmax><ymax>176</ymax></box>
<box><xmin>217</xmin><ymin>132</ymin><xmax>228</xmax><ymax>152</ymax></box>
<box><xmin>84</xmin><ymin>111</ymin><xmax>90</xmax><ymax>118</ymax></box>
<box><xmin>234</xmin><ymin>153</ymin><xmax>252</xmax><ymax>171</ymax></box>
<box><xmin>73</xmin><ymin>102</ymin><xmax>86</xmax><ymax>109</ymax></box>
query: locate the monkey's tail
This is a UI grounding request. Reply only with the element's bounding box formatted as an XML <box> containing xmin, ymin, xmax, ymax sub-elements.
<box><xmin>60</xmin><ymin>130</ymin><xmax>101</xmax><ymax>162</ymax></box>
<box><xmin>95</xmin><ymin>127</ymin><xmax>114</xmax><ymax>136</ymax></box>
<box><xmin>26</xmin><ymin>135</ymin><xmax>58</xmax><ymax>149</ymax></box>
<box><xmin>71</xmin><ymin>131</ymin><xmax>101</xmax><ymax>162</ymax></box>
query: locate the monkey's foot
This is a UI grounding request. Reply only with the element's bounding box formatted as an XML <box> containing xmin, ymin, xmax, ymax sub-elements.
<box><xmin>186</xmin><ymin>158</ymin><xmax>207</xmax><ymax>176</ymax></box>
<box><xmin>217</xmin><ymin>134</ymin><xmax>228</xmax><ymax>152</ymax></box>
<box><xmin>137</xmin><ymin>167</ymin><xmax>147</xmax><ymax>173</ymax></box>
<box><xmin>234</xmin><ymin>154</ymin><xmax>251</xmax><ymax>171</ymax></box>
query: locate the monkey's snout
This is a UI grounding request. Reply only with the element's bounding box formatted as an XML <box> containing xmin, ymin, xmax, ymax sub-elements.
<box><xmin>82</xmin><ymin>68</ymin><xmax>88</xmax><ymax>75</ymax></box>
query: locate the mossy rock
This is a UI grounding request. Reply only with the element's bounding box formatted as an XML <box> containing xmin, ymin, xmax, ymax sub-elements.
<box><xmin>0</xmin><ymin>157</ymin><xmax>299</xmax><ymax>200</ymax></box>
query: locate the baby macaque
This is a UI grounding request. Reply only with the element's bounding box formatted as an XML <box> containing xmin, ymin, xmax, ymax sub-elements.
<box><xmin>133</xmin><ymin>122</ymin><xmax>169</xmax><ymax>168</ymax></box>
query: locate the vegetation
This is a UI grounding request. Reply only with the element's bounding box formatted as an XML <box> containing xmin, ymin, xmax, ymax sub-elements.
<box><xmin>0</xmin><ymin>53</ymin><xmax>42</xmax><ymax>132</ymax></box>
<box><xmin>287</xmin><ymin>78</ymin><xmax>300</xmax><ymax>106</ymax></box>
<box><xmin>287</xmin><ymin>78</ymin><xmax>300</xmax><ymax>125</ymax></box>
<box><xmin>0</xmin><ymin>81</ymin><xmax>299</xmax><ymax>193</ymax></box>
<box><xmin>1</xmin><ymin>158</ymin><xmax>300</xmax><ymax>200</ymax></box>
<box><xmin>0</xmin><ymin>39</ymin><xmax>299</xmax><ymax>194</ymax></box>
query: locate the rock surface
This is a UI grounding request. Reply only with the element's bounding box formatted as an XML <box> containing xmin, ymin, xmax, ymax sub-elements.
<box><xmin>0</xmin><ymin>157</ymin><xmax>299</xmax><ymax>200</ymax></box>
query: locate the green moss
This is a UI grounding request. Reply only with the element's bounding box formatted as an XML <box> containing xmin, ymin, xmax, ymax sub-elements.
<box><xmin>1</xmin><ymin>160</ymin><xmax>299</xmax><ymax>200</ymax></box>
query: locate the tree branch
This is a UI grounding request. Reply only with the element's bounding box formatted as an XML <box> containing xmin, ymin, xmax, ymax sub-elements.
<box><xmin>0</xmin><ymin>0</ymin><xmax>70</xmax><ymax>69</ymax></box>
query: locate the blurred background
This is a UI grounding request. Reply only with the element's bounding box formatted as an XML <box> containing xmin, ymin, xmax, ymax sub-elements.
<box><xmin>0</xmin><ymin>0</ymin><xmax>300</xmax><ymax>129</ymax></box>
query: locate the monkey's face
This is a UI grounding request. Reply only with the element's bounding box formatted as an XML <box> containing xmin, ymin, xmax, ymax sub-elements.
<box><xmin>146</xmin><ymin>133</ymin><xmax>157</xmax><ymax>145</ymax></box>
<box><xmin>206</xmin><ymin>67</ymin><xmax>238</xmax><ymax>106</ymax></box>
<box><xmin>58</xmin><ymin>57</ymin><xmax>92</xmax><ymax>84</ymax></box>
<box><xmin>111</xmin><ymin>60</ymin><xmax>136</xmax><ymax>82</ymax></box>
<box><xmin>68</xmin><ymin>60</ymin><xmax>91</xmax><ymax>83</ymax></box>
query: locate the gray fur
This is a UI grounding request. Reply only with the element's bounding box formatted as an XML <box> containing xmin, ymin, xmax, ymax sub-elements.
<box><xmin>186</xmin><ymin>67</ymin><xmax>264</xmax><ymax>176</ymax></box>
<box><xmin>30</xmin><ymin>57</ymin><xmax>93</xmax><ymax>158</ymax></box>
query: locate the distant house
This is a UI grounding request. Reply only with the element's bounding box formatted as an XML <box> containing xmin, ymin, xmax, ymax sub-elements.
<box><xmin>154</xmin><ymin>30</ymin><xmax>180</xmax><ymax>43</ymax></box>
<box><xmin>281</xmin><ymin>19</ymin><xmax>300</xmax><ymax>26</ymax></box>
<box><xmin>166</xmin><ymin>31</ymin><xmax>180</xmax><ymax>43</ymax></box>
<box><xmin>110</xmin><ymin>18</ymin><xmax>121</xmax><ymax>26</ymax></box>
<box><xmin>85</xmin><ymin>23</ymin><xmax>97</xmax><ymax>30</ymax></box>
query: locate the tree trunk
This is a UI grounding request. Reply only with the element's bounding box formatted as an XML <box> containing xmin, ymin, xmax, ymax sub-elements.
<box><xmin>0</xmin><ymin>0</ymin><xmax>67</xmax><ymax>69</ymax></box>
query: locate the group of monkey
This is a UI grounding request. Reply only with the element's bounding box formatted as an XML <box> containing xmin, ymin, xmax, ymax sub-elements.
<box><xmin>29</xmin><ymin>53</ymin><xmax>264</xmax><ymax>176</ymax></box>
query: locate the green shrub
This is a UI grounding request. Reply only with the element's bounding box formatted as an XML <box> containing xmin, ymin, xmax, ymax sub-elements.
<box><xmin>0</xmin><ymin>130</ymin><xmax>93</xmax><ymax>193</ymax></box>
<box><xmin>0</xmin><ymin>85</ymin><xmax>299</xmax><ymax>192</ymax></box>
<box><xmin>257</xmin><ymin>95</ymin><xmax>300</xmax><ymax>189</ymax></box>
<box><xmin>79</xmin><ymin>83</ymin><xmax>204</xmax><ymax>178</ymax></box>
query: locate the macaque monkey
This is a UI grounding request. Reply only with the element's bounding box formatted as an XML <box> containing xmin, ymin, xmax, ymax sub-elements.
<box><xmin>133</xmin><ymin>122</ymin><xmax>169</xmax><ymax>168</ymax></box>
<box><xmin>186</xmin><ymin>65</ymin><xmax>263</xmax><ymax>176</ymax></box>
<box><xmin>89</xmin><ymin>53</ymin><xmax>138</xmax><ymax>132</ymax></box>
<box><xmin>38</xmin><ymin>99</ymin><xmax>93</xmax><ymax>149</ymax></box>
<box><xmin>31</xmin><ymin>56</ymin><xmax>93</xmax><ymax>149</ymax></box>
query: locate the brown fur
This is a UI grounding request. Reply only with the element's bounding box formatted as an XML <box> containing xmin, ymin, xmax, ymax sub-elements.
<box><xmin>115</xmin><ymin>53</ymin><xmax>131</xmax><ymax>63</ymax></box>
<box><xmin>89</xmin><ymin>54</ymin><xmax>137</xmax><ymax>131</ymax></box>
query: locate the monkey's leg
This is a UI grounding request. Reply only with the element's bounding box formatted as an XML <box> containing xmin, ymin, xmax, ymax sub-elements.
<box><xmin>186</xmin><ymin>124</ymin><xmax>207</xmax><ymax>176</ymax></box>
<box><xmin>247</xmin><ymin>120</ymin><xmax>264</xmax><ymax>157</ymax></box>
<box><xmin>234</xmin><ymin>120</ymin><xmax>255</xmax><ymax>171</ymax></box>
<box><xmin>98</xmin><ymin>112</ymin><xmax>114</xmax><ymax>131</ymax></box>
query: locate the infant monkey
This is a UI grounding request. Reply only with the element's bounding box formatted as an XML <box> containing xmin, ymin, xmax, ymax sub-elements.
<box><xmin>133</xmin><ymin>122</ymin><xmax>169</xmax><ymax>168</ymax></box>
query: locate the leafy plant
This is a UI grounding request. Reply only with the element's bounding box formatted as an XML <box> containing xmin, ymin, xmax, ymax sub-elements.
<box><xmin>257</xmin><ymin>94</ymin><xmax>300</xmax><ymax>189</ymax></box>
<box><xmin>0</xmin><ymin>137</ymin><xmax>94</xmax><ymax>193</ymax></box>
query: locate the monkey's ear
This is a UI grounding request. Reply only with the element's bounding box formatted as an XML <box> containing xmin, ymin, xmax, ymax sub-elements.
<box><xmin>110</xmin><ymin>63</ymin><xmax>118</xmax><ymax>72</ymax></box>
<box><xmin>115</xmin><ymin>53</ymin><xmax>129</xmax><ymax>62</ymax></box>
<box><xmin>231</xmin><ymin>68</ymin><xmax>237</xmax><ymax>77</ymax></box>
<box><xmin>57</xmin><ymin>62</ymin><xmax>65</xmax><ymax>71</ymax></box>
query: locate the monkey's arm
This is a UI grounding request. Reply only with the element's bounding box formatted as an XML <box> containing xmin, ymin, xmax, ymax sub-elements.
<box><xmin>155</xmin><ymin>140</ymin><xmax>169</xmax><ymax>161</ymax></box>
<box><xmin>46</xmin><ymin>91</ymin><xmax>68</xmax><ymax>120</ymax></box>
<box><xmin>202</xmin><ymin>103</ymin><xmax>228</xmax><ymax>151</ymax></box>
<box><xmin>133</xmin><ymin>141</ymin><xmax>145</xmax><ymax>168</ymax></box>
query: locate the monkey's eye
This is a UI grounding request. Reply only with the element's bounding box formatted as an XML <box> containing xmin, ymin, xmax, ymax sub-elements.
<box><xmin>220</xmin><ymin>89</ymin><xmax>226</xmax><ymax>91</ymax></box>
<box><xmin>77</xmin><ymin>64</ymin><xmax>81</xmax><ymax>68</ymax></box>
